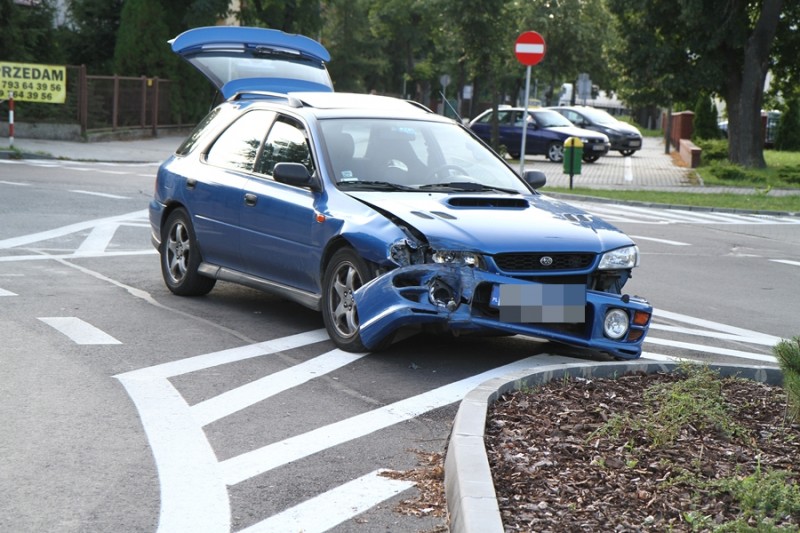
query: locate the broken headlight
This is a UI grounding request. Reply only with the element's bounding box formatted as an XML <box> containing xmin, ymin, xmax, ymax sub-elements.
<box><xmin>431</xmin><ymin>250</ymin><xmax>485</xmax><ymax>269</ymax></box>
<box><xmin>598</xmin><ymin>245</ymin><xmax>639</xmax><ymax>270</ymax></box>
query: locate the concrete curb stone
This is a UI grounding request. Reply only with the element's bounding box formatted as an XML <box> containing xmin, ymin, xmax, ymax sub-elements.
<box><xmin>445</xmin><ymin>359</ymin><xmax>784</xmax><ymax>533</ymax></box>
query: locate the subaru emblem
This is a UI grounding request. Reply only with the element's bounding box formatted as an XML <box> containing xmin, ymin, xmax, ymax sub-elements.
<box><xmin>540</xmin><ymin>256</ymin><xmax>553</xmax><ymax>266</ymax></box>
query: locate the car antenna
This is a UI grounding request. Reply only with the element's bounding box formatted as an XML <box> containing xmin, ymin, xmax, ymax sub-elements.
<box><xmin>439</xmin><ymin>91</ymin><xmax>463</xmax><ymax>123</ymax></box>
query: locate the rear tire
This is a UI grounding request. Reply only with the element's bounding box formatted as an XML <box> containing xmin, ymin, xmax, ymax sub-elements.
<box><xmin>160</xmin><ymin>208</ymin><xmax>216</xmax><ymax>296</ymax></box>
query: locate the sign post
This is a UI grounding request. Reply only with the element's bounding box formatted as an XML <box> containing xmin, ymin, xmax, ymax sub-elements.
<box><xmin>514</xmin><ymin>31</ymin><xmax>546</xmax><ymax>175</ymax></box>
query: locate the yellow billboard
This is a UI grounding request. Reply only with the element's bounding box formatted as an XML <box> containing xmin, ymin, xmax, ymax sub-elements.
<box><xmin>0</xmin><ymin>61</ymin><xmax>67</xmax><ymax>104</ymax></box>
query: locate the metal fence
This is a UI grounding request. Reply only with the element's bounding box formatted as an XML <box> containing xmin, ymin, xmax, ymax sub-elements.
<box><xmin>2</xmin><ymin>65</ymin><xmax>189</xmax><ymax>137</ymax></box>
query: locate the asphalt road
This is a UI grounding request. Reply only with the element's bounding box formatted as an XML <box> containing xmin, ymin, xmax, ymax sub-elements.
<box><xmin>1</xmin><ymin>158</ymin><xmax>797</xmax><ymax>532</ymax></box>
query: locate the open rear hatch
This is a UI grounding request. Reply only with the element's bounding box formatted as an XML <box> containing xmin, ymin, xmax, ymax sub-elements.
<box><xmin>170</xmin><ymin>26</ymin><xmax>333</xmax><ymax>98</ymax></box>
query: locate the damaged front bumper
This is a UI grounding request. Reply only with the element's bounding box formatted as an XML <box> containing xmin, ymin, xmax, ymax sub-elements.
<box><xmin>354</xmin><ymin>264</ymin><xmax>652</xmax><ymax>359</ymax></box>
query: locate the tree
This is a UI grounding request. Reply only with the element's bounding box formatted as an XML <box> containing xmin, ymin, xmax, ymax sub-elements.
<box><xmin>62</xmin><ymin>0</ymin><xmax>124</xmax><ymax>74</ymax></box>
<box><xmin>0</xmin><ymin>0</ymin><xmax>62</xmax><ymax>63</ymax></box>
<box><xmin>236</xmin><ymin>0</ymin><xmax>322</xmax><ymax>35</ymax></box>
<box><xmin>609</xmin><ymin>0</ymin><xmax>796</xmax><ymax>168</ymax></box>
<box><xmin>114</xmin><ymin>0</ymin><xmax>174</xmax><ymax>78</ymax></box>
<box><xmin>516</xmin><ymin>0</ymin><xmax>618</xmax><ymax>106</ymax></box>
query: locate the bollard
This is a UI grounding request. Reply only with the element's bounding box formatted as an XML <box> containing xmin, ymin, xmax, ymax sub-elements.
<box><xmin>562</xmin><ymin>137</ymin><xmax>583</xmax><ymax>189</ymax></box>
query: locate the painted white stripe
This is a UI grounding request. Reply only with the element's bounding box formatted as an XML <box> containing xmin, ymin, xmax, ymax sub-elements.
<box><xmin>653</xmin><ymin>308</ymin><xmax>783</xmax><ymax>345</ymax></box>
<box><xmin>630</xmin><ymin>235</ymin><xmax>691</xmax><ymax>246</ymax></box>
<box><xmin>76</xmin><ymin>223</ymin><xmax>119</xmax><ymax>254</ymax></box>
<box><xmin>130</xmin><ymin>329</ymin><xmax>331</xmax><ymax>380</ymax></box>
<box><xmin>0</xmin><ymin>180</ymin><xmax>30</xmax><ymax>186</ymax></box>
<box><xmin>516</xmin><ymin>43</ymin><xmax>544</xmax><ymax>54</ymax></box>
<box><xmin>191</xmin><ymin>349</ymin><xmax>366</xmax><ymax>427</ymax></box>
<box><xmin>771</xmin><ymin>259</ymin><xmax>800</xmax><ymax>267</ymax></box>
<box><xmin>220</xmin><ymin>355</ymin><xmax>546</xmax><ymax>486</ymax></box>
<box><xmin>39</xmin><ymin>317</ymin><xmax>122</xmax><ymax>345</ymax></box>
<box><xmin>0</xmin><ymin>287</ymin><xmax>17</xmax><ymax>296</ymax></box>
<box><xmin>70</xmin><ymin>189</ymin><xmax>129</xmax><ymax>200</ymax></box>
<box><xmin>240</xmin><ymin>470</ymin><xmax>414</xmax><ymax>533</ymax></box>
<box><xmin>640</xmin><ymin>351</ymin><xmax>682</xmax><ymax>362</ymax></box>
<box><xmin>0</xmin><ymin>250</ymin><xmax>156</xmax><ymax>262</ymax></box>
<box><xmin>116</xmin><ymin>372</ymin><xmax>229</xmax><ymax>533</ymax></box>
<box><xmin>644</xmin><ymin>336</ymin><xmax>776</xmax><ymax>363</ymax></box>
<box><xmin>113</xmin><ymin>330</ymin><xmax>338</xmax><ymax>533</ymax></box>
<box><xmin>0</xmin><ymin>209</ymin><xmax>147</xmax><ymax>249</ymax></box>
<box><xmin>649</xmin><ymin>324</ymin><xmax>778</xmax><ymax>347</ymax></box>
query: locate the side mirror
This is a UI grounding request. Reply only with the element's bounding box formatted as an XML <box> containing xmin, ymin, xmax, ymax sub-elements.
<box><xmin>523</xmin><ymin>169</ymin><xmax>547</xmax><ymax>189</ymax></box>
<box><xmin>273</xmin><ymin>162</ymin><xmax>320</xmax><ymax>191</ymax></box>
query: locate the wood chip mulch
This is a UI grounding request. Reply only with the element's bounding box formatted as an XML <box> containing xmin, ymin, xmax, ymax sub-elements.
<box><xmin>485</xmin><ymin>371</ymin><xmax>800</xmax><ymax>532</ymax></box>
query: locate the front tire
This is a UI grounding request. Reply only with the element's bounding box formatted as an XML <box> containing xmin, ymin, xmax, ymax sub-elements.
<box><xmin>546</xmin><ymin>142</ymin><xmax>564</xmax><ymax>162</ymax></box>
<box><xmin>322</xmin><ymin>248</ymin><xmax>372</xmax><ymax>352</ymax></box>
<box><xmin>619</xmin><ymin>149</ymin><xmax>636</xmax><ymax>156</ymax></box>
<box><xmin>160</xmin><ymin>208</ymin><xmax>216</xmax><ymax>296</ymax></box>
<box><xmin>583</xmin><ymin>154</ymin><xmax>600</xmax><ymax>163</ymax></box>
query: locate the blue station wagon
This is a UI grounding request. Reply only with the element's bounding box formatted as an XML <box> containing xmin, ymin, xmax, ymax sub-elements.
<box><xmin>149</xmin><ymin>26</ymin><xmax>652</xmax><ymax>358</ymax></box>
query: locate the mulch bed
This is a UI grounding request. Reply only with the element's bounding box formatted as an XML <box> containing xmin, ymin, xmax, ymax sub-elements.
<box><xmin>485</xmin><ymin>371</ymin><xmax>800</xmax><ymax>532</ymax></box>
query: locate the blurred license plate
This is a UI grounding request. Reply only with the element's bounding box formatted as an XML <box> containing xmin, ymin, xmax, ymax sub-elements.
<box><xmin>592</xmin><ymin>144</ymin><xmax>606</xmax><ymax>151</ymax></box>
<box><xmin>629</xmin><ymin>140</ymin><xmax>641</xmax><ymax>147</ymax></box>
<box><xmin>491</xmin><ymin>284</ymin><xmax>586</xmax><ymax>323</ymax></box>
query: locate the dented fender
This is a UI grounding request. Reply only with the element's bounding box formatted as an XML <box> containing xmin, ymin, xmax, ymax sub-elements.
<box><xmin>353</xmin><ymin>264</ymin><xmax>652</xmax><ymax>359</ymax></box>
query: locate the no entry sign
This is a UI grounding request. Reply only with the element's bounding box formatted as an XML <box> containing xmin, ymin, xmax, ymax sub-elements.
<box><xmin>514</xmin><ymin>31</ymin><xmax>546</xmax><ymax>66</ymax></box>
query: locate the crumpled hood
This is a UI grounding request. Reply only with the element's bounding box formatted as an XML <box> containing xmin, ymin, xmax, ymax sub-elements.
<box><xmin>348</xmin><ymin>192</ymin><xmax>633</xmax><ymax>254</ymax></box>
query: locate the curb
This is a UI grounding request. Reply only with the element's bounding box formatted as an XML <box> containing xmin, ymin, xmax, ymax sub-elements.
<box><xmin>444</xmin><ymin>358</ymin><xmax>784</xmax><ymax>533</ymax></box>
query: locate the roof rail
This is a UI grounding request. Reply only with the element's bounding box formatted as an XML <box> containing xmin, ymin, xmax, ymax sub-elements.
<box><xmin>229</xmin><ymin>91</ymin><xmax>303</xmax><ymax>108</ymax></box>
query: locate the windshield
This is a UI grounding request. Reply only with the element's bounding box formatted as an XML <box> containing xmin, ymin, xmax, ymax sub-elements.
<box><xmin>532</xmin><ymin>110</ymin><xmax>574</xmax><ymax>128</ymax></box>
<box><xmin>321</xmin><ymin>119</ymin><xmax>531</xmax><ymax>194</ymax></box>
<box><xmin>580</xmin><ymin>107</ymin><xmax>619</xmax><ymax>125</ymax></box>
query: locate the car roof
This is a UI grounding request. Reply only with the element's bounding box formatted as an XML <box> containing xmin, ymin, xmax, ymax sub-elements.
<box><xmin>232</xmin><ymin>91</ymin><xmax>449</xmax><ymax>122</ymax></box>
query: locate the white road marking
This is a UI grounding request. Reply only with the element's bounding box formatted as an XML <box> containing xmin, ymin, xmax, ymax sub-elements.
<box><xmin>38</xmin><ymin>317</ymin><xmax>122</xmax><ymax>345</ymax></box>
<box><xmin>75</xmin><ymin>223</ymin><xmax>120</xmax><ymax>254</ymax></box>
<box><xmin>771</xmin><ymin>259</ymin><xmax>800</xmax><ymax>267</ymax></box>
<box><xmin>630</xmin><ymin>235</ymin><xmax>691</xmax><ymax>246</ymax></box>
<box><xmin>0</xmin><ymin>250</ymin><xmax>156</xmax><ymax>262</ymax></box>
<box><xmin>577</xmin><ymin>202</ymin><xmax>800</xmax><ymax>225</ymax></box>
<box><xmin>0</xmin><ymin>287</ymin><xmax>17</xmax><ymax>296</ymax></box>
<box><xmin>0</xmin><ymin>209</ymin><xmax>147</xmax><ymax>249</ymax></box>
<box><xmin>649</xmin><ymin>323</ymin><xmax>778</xmax><ymax>346</ymax></box>
<box><xmin>191</xmin><ymin>348</ymin><xmax>367</xmax><ymax>427</ymax></box>
<box><xmin>240</xmin><ymin>470</ymin><xmax>414</xmax><ymax>533</ymax></box>
<box><xmin>652</xmin><ymin>308</ymin><xmax>783</xmax><ymax>345</ymax></box>
<box><xmin>0</xmin><ymin>180</ymin><xmax>30</xmax><ymax>186</ymax></box>
<box><xmin>70</xmin><ymin>189</ymin><xmax>129</xmax><ymax>199</ymax></box>
<box><xmin>644</xmin><ymin>336</ymin><xmax>776</xmax><ymax>363</ymax></box>
<box><xmin>220</xmin><ymin>355</ymin><xmax>548</xmax><ymax>486</ymax></box>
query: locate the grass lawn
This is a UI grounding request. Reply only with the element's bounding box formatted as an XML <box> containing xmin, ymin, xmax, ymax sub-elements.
<box><xmin>545</xmin><ymin>138</ymin><xmax>800</xmax><ymax>214</ymax></box>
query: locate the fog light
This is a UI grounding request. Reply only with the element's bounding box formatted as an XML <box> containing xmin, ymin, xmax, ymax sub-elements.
<box><xmin>604</xmin><ymin>308</ymin><xmax>629</xmax><ymax>340</ymax></box>
<box><xmin>428</xmin><ymin>279</ymin><xmax>457</xmax><ymax>310</ymax></box>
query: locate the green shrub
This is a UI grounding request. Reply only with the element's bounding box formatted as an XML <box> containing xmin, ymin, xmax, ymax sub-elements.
<box><xmin>693</xmin><ymin>93</ymin><xmax>722</xmax><ymax>140</ymax></box>
<box><xmin>695</xmin><ymin>138</ymin><xmax>729</xmax><ymax>163</ymax></box>
<box><xmin>773</xmin><ymin>336</ymin><xmax>800</xmax><ymax>421</ymax></box>
<box><xmin>707</xmin><ymin>162</ymin><xmax>766</xmax><ymax>184</ymax></box>
<box><xmin>775</xmin><ymin>97</ymin><xmax>800</xmax><ymax>152</ymax></box>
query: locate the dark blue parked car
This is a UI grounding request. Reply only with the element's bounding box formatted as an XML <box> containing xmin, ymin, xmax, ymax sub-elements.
<box><xmin>149</xmin><ymin>26</ymin><xmax>651</xmax><ymax>358</ymax></box>
<box><xmin>469</xmin><ymin>107</ymin><xmax>610</xmax><ymax>162</ymax></box>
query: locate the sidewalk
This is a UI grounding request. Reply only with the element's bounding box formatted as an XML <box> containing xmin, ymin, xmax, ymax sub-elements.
<box><xmin>0</xmin><ymin>135</ymin><xmax>186</xmax><ymax>164</ymax></box>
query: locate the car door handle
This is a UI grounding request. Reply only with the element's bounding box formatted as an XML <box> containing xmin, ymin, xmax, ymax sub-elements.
<box><xmin>186</xmin><ymin>178</ymin><xmax>197</xmax><ymax>190</ymax></box>
<box><xmin>244</xmin><ymin>193</ymin><xmax>258</xmax><ymax>207</ymax></box>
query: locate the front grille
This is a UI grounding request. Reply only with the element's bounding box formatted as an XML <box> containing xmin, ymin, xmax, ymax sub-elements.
<box><xmin>494</xmin><ymin>253</ymin><xmax>595</xmax><ymax>272</ymax></box>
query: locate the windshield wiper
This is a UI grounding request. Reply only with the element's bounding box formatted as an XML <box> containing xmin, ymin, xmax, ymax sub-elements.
<box><xmin>417</xmin><ymin>182</ymin><xmax>519</xmax><ymax>194</ymax></box>
<box><xmin>337</xmin><ymin>180</ymin><xmax>416</xmax><ymax>191</ymax></box>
